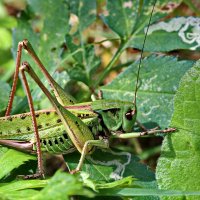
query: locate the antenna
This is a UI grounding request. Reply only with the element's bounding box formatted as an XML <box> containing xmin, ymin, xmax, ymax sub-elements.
<box><xmin>133</xmin><ymin>0</ymin><xmax>157</xmax><ymax>108</ymax></box>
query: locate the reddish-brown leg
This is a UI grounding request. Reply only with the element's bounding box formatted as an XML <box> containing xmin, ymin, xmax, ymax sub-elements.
<box><xmin>5</xmin><ymin>42</ymin><xmax>24</xmax><ymax>116</ymax></box>
<box><xmin>19</xmin><ymin>64</ymin><xmax>44</xmax><ymax>179</ymax></box>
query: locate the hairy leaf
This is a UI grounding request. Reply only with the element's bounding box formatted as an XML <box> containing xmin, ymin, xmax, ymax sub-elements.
<box><xmin>101</xmin><ymin>0</ymin><xmax>200</xmax><ymax>52</ymax></box>
<box><xmin>156</xmin><ymin>59</ymin><xmax>200</xmax><ymax>199</ymax></box>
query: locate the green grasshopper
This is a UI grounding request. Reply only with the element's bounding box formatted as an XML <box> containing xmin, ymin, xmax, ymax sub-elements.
<box><xmin>0</xmin><ymin>0</ymin><xmax>175</xmax><ymax>178</ymax></box>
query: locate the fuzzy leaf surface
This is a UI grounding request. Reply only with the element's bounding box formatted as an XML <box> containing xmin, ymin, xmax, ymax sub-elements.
<box><xmin>156</xmin><ymin>60</ymin><xmax>200</xmax><ymax>199</ymax></box>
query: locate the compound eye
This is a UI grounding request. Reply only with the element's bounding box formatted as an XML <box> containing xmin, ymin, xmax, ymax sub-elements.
<box><xmin>125</xmin><ymin>110</ymin><xmax>136</xmax><ymax>120</ymax></box>
<box><xmin>125</xmin><ymin>110</ymin><xmax>132</xmax><ymax>120</ymax></box>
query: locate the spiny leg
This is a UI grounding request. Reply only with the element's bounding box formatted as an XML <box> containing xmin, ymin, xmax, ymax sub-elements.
<box><xmin>111</xmin><ymin>128</ymin><xmax>176</xmax><ymax>139</ymax></box>
<box><xmin>19</xmin><ymin>64</ymin><xmax>44</xmax><ymax>179</ymax></box>
<box><xmin>5</xmin><ymin>42</ymin><xmax>23</xmax><ymax>116</ymax></box>
<box><xmin>6</xmin><ymin>39</ymin><xmax>75</xmax><ymax>116</ymax></box>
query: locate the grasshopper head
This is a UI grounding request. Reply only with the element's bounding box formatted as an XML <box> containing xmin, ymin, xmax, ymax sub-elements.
<box><xmin>122</xmin><ymin>104</ymin><xmax>137</xmax><ymax>132</ymax></box>
<box><xmin>92</xmin><ymin>100</ymin><xmax>137</xmax><ymax>133</ymax></box>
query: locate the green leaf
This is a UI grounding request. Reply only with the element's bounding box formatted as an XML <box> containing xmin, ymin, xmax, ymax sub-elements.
<box><xmin>98</xmin><ymin>188</ymin><xmax>200</xmax><ymax>197</ymax></box>
<box><xmin>131</xmin><ymin>17</ymin><xmax>200</xmax><ymax>51</ymax></box>
<box><xmin>35</xmin><ymin>171</ymin><xmax>94</xmax><ymax>200</ymax></box>
<box><xmin>0</xmin><ymin>81</ymin><xmax>11</xmax><ymax>113</ymax></box>
<box><xmin>63</xmin><ymin>0</ymin><xmax>100</xmax><ymax>87</ymax></box>
<box><xmin>13</xmin><ymin>0</ymin><xmax>70</xmax><ymax>70</ymax></box>
<box><xmin>101</xmin><ymin>0</ymin><xmax>200</xmax><ymax>52</ymax></box>
<box><xmin>12</xmin><ymin>0</ymin><xmax>71</xmax><ymax>100</ymax></box>
<box><xmin>65</xmin><ymin>149</ymin><xmax>156</xmax><ymax>186</ymax></box>
<box><xmin>156</xmin><ymin>60</ymin><xmax>200</xmax><ymax>198</ymax></box>
<box><xmin>0</xmin><ymin>149</ymin><xmax>36</xmax><ymax>180</ymax></box>
<box><xmin>0</xmin><ymin>179</ymin><xmax>47</xmax><ymax>192</ymax></box>
<box><xmin>69</xmin><ymin>0</ymin><xmax>96</xmax><ymax>32</ymax></box>
<box><xmin>102</xmin><ymin>0</ymin><xmax>179</xmax><ymax>39</ymax></box>
<box><xmin>0</xmin><ymin>189</ymin><xmax>39</xmax><ymax>200</ymax></box>
<box><xmin>0</xmin><ymin>2</ymin><xmax>16</xmax><ymax>84</ymax></box>
<box><xmin>0</xmin><ymin>28</ymin><xmax>12</xmax><ymax>50</ymax></box>
<box><xmin>101</xmin><ymin>55</ymin><xmax>194</xmax><ymax>129</ymax></box>
<box><xmin>0</xmin><ymin>172</ymin><xmax>93</xmax><ymax>200</ymax></box>
<box><xmin>0</xmin><ymin>17</ymin><xmax>17</xmax><ymax>29</ymax></box>
<box><xmin>81</xmin><ymin>173</ymin><xmax>135</xmax><ymax>191</ymax></box>
<box><xmin>65</xmin><ymin>35</ymin><xmax>100</xmax><ymax>86</ymax></box>
<box><xmin>101</xmin><ymin>0</ymin><xmax>139</xmax><ymax>38</ymax></box>
<box><xmin>0</xmin><ymin>2</ymin><xmax>17</xmax><ymax>29</ymax></box>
